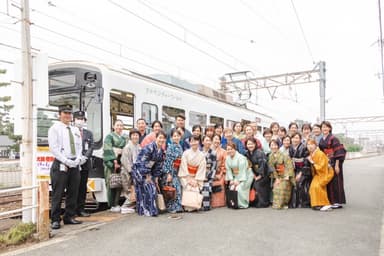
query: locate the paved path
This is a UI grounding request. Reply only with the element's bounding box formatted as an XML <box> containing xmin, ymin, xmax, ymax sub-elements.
<box><xmin>5</xmin><ymin>155</ymin><xmax>384</xmax><ymax>256</ymax></box>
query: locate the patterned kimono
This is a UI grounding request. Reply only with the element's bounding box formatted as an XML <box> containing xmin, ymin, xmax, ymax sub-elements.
<box><xmin>103</xmin><ymin>132</ymin><xmax>126</xmax><ymax>207</ymax></box>
<box><xmin>121</xmin><ymin>140</ymin><xmax>141</xmax><ymax>204</ymax></box>
<box><xmin>131</xmin><ymin>141</ymin><xmax>164</xmax><ymax>216</ymax></box>
<box><xmin>178</xmin><ymin>148</ymin><xmax>206</xmax><ymax>211</ymax></box>
<box><xmin>161</xmin><ymin>142</ymin><xmax>183</xmax><ymax>213</ymax></box>
<box><xmin>289</xmin><ymin>143</ymin><xmax>311</xmax><ymax>208</ymax></box>
<box><xmin>319</xmin><ymin>134</ymin><xmax>347</xmax><ymax>205</ymax></box>
<box><xmin>211</xmin><ymin>146</ymin><xmax>227</xmax><ymax>208</ymax></box>
<box><xmin>309</xmin><ymin>148</ymin><xmax>334</xmax><ymax>207</ymax></box>
<box><xmin>268</xmin><ymin>151</ymin><xmax>295</xmax><ymax>209</ymax></box>
<box><xmin>201</xmin><ymin>148</ymin><xmax>217</xmax><ymax>211</ymax></box>
<box><xmin>246</xmin><ymin>149</ymin><xmax>271</xmax><ymax>208</ymax></box>
<box><xmin>225</xmin><ymin>152</ymin><xmax>254</xmax><ymax>209</ymax></box>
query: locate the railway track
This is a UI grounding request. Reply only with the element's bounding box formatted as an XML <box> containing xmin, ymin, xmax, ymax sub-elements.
<box><xmin>0</xmin><ymin>192</ymin><xmax>22</xmax><ymax>219</ymax></box>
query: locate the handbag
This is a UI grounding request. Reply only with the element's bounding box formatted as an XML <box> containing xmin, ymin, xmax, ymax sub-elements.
<box><xmin>156</xmin><ymin>193</ymin><xmax>166</xmax><ymax>211</ymax></box>
<box><xmin>181</xmin><ymin>186</ymin><xmax>203</xmax><ymax>209</ymax></box>
<box><xmin>211</xmin><ymin>184</ymin><xmax>222</xmax><ymax>193</ymax></box>
<box><xmin>162</xmin><ymin>184</ymin><xmax>176</xmax><ymax>201</ymax></box>
<box><xmin>226</xmin><ymin>189</ymin><xmax>238</xmax><ymax>209</ymax></box>
<box><xmin>109</xmin><ymin>173</ymin><xmax>122</xmax><ymax>189</ymax></box>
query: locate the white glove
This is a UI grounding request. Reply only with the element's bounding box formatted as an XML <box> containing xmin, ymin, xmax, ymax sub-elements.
<box><xmin>65</xmin><ymin>159</ymin><xmax>77</xmax><ymax>168</ymax></box>
<box><xmin>80</xmin><ymin>156</ymin><xmax>88</xmax><ymax>165</ymax></box>
<box><xmin>74</xmin><ymin>157</ymin><xmax>81</xmax><ymax>166</ymax></box>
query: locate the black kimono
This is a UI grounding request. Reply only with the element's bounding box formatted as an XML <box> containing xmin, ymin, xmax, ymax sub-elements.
<box><xmin>246</xmin><ymin>149</ymin><xmax>271</xmax><ymax>208</ymax></box>
<box><xmin>289</xmin><ymin>143</ymin><xmax>311</xmax><ymax>208</ymax></box>
<box><xmin>319</xmin><ymin>134</ymin><xmax>347</xmax><ymax>205</ymax></box>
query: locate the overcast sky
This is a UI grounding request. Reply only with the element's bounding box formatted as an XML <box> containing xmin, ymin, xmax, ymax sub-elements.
<box><xmin>0</xmin><ymin>0</ymin><xmax>383</xmax><ymax>134</ymax></box>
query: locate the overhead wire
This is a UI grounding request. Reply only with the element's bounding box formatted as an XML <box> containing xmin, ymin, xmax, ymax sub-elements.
<box><xmin>378</xmin><ymin>0</ymin><xmax>384</xmax><ymax>95</ymax></box>
<box><xmin>107</xmin><ymin>0</ymin><xmax>240</xmax><ymax>71</ymax></box>
<box><xmin>136</xmin><ymin>0</ymin><xmax>256</xmax><ymax>71</ymax></box>
<box><xmin>290</xmin><ymin>0</ymin><xmax>315</xmax><ymax>63</ymax></box>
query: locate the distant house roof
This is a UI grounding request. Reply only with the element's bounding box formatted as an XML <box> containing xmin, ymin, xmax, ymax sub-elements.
<box><xmin>0</xmin><ymin>135</ymin><xmax>14</xmax><ymax>147</ymax></box>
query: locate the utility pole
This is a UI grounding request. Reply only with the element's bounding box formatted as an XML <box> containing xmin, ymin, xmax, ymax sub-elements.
<box><xmin>319</xmin><ymin>61</ymin><xmax>326</xmax><ymax>121</ymax></box>
<box><xmin>20</xmin><ymin>0</ymin><xmax>33</xmax><ymax>223</ymax></box>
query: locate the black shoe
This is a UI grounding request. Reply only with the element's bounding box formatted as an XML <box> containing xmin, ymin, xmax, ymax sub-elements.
<box><xmin>312</xmin><ymin>206</ymin><xmax>322</xmax><ymax>211</ymax></box>
<box><xmin>63</xmin><ymin>218</ymin><xmax>82</xmax><ymax>225</ymax></box>
<box><xmin>51</xmin><ymin>221</ymin><xmax>61</xmax><ymax>229</ymax></box>
<box><xmin>77</xmin><ymin>211</ymin><xmax>90</xmax><ymax>217</ymax></box>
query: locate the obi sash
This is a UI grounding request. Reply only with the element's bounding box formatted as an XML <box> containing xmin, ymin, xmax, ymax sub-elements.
<box><xmin>187</xmin><ymin>164</ymin><xmax>199</xmax><ymax>175</ymax></box>
<box><xmin>324</xmin><ymin>148</ymin><xmax>333</xmax><ymax>157</ymax></box>
<box><xmin>294</xmin><ymin>161</ymin><xmax>304</xmax><ymax>168</ymax></box>
<box><xmin>275</xmin><ymin>164</ymin><xmax>285</xmax><ymax>175</ymax></box>
<box><xmin>173</xmin><ymin>158</ymin><xmax>181</xmax><ymax>169</ymax></box>
<box><xmin>231</xmin><ymin>167</ymin><xmax>239</xmax><ymax>175</ymax></box>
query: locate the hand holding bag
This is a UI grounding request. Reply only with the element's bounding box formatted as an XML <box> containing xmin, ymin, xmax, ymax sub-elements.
<box><xmin>156</xmin><ymin>183</ymin><xmax>166</xmax><ymax>211</ymax></box>
<box><xmin>109</xmin><ymin>173</ymin><xmax>122</xmax><ymax>189</ymax></box>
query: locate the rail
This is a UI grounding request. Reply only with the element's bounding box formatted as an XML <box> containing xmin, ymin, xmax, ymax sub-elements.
<box><xmin>0</xmin><ymin>185</ymin><xmax>38</xmax><ymax>218</ymax></box>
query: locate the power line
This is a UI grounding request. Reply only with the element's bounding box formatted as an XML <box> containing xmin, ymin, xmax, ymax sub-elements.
<box><xmin>30</xmin><ymin>8</ymin><xmax>218</xmax><ymax>85</ymax></box>
<box><xmin>136</xmin><ymin>0</ymin><xmax>255</xmax><ymax>71</ymax></box>
<box><xmin>290</xmin><ymin>0</ymin><xmax>315</xmax><ymax>64</ymax></box>
<box><xmin>378</xmin><ymin>0</ymin><xmax>384</xmax><ymax>95</ymax></box>
<box><xmin>107</xmin><ymin>0</ymin><xmax>240</xmax><ymax>71</ymax></box>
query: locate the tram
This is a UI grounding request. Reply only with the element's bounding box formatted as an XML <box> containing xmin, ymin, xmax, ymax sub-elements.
<box><xmin>36</xmin><ymin>61</ymin><xmax>274</xmax><ymax>209</ymax></box>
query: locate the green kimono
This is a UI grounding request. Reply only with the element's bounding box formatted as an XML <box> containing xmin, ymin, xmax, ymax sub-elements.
<box><xmin>103</xmin><ymin>132</ymin><xmax>126</xmax><ymax>206</ymax></box>
<box><xmin>225</xmin><ymin>152</ymin><xmax>254</xmax><ymax>208</ymax></box>
<box><xmin>268</xmin><ymin>151</ymin><xmax>295</xmax><ymax>209</ymax></box>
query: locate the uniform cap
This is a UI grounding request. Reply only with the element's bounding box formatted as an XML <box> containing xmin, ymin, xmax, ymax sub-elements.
<box><xmin>73</xmin><ymin>110</ymin><xmax>86</xmax><ymax>119</ymax></box>
<box><xmin>58</xmin><ymin>104</ymin><xmax>73</xmax><ymax>113</ymax></box>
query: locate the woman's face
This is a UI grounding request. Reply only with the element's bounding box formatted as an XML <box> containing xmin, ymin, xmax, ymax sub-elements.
<box><xmin>172</xmin><ymin>132</ymin><xmax>181</xmax><ymax>144</ymax></box>
<box><xmin>289</xmin><ymin>125</ymin><xmax>298</xmax><ymax>134</ymax></box>
<box><xmin>130</xmin><ymin>133</ymin><xmax>139</xmax><ymax>144</ymax></box>
<box><xmin>307</xmin><ymin>143</ymin><xmax>316</xmax><ymax>153</ymax></box>
<box><xmin>226</xmin><ymin>145</ymin><xmax>236</xmax><ymax>157</ymax></box>
<box><xmin>246</xmin><ymin>140</ymin><xmax>256</xmax><ymax>152</ymax></box>
<box><xmin>291</xmin><ymin>134</ymin><xmax>301</xmax><ymax>146</ymax></box>
<box><xmin>156</xmin><ymin>134</ymin><xmax>166</xmax><ymax>146</ymax></box>
<box><xmin>245</xmin><ymin>126</ymin><xmax>253</xmax><ymax>137</ymax></box>
<box><xmin>234</xmin><ymin>123</ymin><xmax>242</xmax><ymax>133</ymax></box>
<box><xmin>206</xmin><ymin>129</ymin><xmax>214</xmax><ymax>138</ymax></box>
<box><xmin>215</xmin><ymin>127</ymin><xmax>223</xmax><ymax>135</ymax></box>
<box><xmin>312</xmin><ymin>126</ymin><xmax>321</xmax><ymax>136</ymax></box>
<box><xmin>190</xmin><ymin>138</ymin><xmax>199</xmax><ymax>150</ymax></box>
<box><xmin>192</xmin><ymin>127</ymin><xmax>201</xmax><ymax>137</ymax></box>
<box><xmin>278</xmin><ymin>129</ymin><xmax>286</xmax><ymax>138</ymax></box>
<box><xmin>271</xmin><ymin>124</ymin><xmax>279</xmax><ymax>134</ymax></box>
<box><xmin>153</xmin><ymin>123</ymin><xmax>161</xmax><ymax>133</ymax></box>
<box><xmin>212</xmin><ymin>136</ymin><xmax>221</xmax><ymax>147</ymax></box>
<box><xmin>321</xmin><ymin>124</ymin><xmax>331</xmax><ymax>135</ymax></box>
<box><xmin>283</xmin><ymin>137</ymin><xmax>291</xmax><ymax>148</ymax></box>
<box><xmin>302</xmin><ymin>127</ymin><xmax>311</xmax><ymax>136</ymax></box>
<box><xmin>114</xmin><ymin>121</ymin><xmax>124</xmax><ymax>134</ymax></box>
<box><xmin>270</xmin><ymin>141</ymin><xmax>279</xmax><ymax>153</ymax></box>
<box><xmin>203</xmin><ymin>136</ymin><xmax>212</xmax><ymax>149</ymax></box>
<box><xmin>263</xmin><ymin>132</ymin><xmax>272</xmax><ymax>143</ymax></box>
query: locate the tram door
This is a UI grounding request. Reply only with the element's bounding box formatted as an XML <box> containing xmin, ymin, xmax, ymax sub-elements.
<box><xmin>110</xmin><ymin>89</ymin><xmax>135</xmax><ymax>132</ymax></box>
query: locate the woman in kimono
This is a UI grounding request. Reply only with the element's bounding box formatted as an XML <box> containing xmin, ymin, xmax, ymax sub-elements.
<box><xmin>279</xmin><ymin>135</ymin><xmax>291</xmax><ymax>156</ymax></box>
<box><xmin>201</xmin><ymin>136</ymin><xmax>217</xmax><ymax>211</ymax></box>
<box><xmin>301</xmin><ymin>123</ymin><xmax>312</xmax><ymax>145</ymax></box>
<box><xmin>140</xmin><ymin>120</ymin><xmax>163</xmax><ymax>148</ymax></box>
<box><xmin>214</xmin><ymin>123</ymin><xmax>224</xmax><ymax>138</ymax></box>
<box><xmin>178</xmin><ymin>135</ymin><xmax>206</xmax><ymax>211</ymax></box>
<box><xmin>132</xmin><ymin>130</ymin><xmax>166</xmax><ymax>216</ymax></box>
<box><xmin>289</xmin><ymin>132</ymin><xmax>311</xmax><ymax>208</ymax></box>
<box><xmin>268</xmin><ymin>139</ymin><xmax>295</xmax><ymax>209</ymax></box>
<box><xmin>210</xmin><ymin>134</ymin><xmax>227</xmax><ymax>208</ymax></box>
<box><xmin>307</xmin><ymin>138</ymin><xmax>334</xmax><ymax>211</ymax></box>
<box><xmin>245</xmin><ymin>138</ymin><xmax>271</xmax><ymax>208</ymax></box>
<box><xmin>161</xmin><ymin>130</ymin><xmax>183</xmax><ymax>213</ymax></box>
<box><xmin>319</xmin><ymin>121</ymin><xmax>347</xmax><ymax>209</ymax></box>
<box><xmin>233</xmin><ymin>122</ymin><xmax>245</xmax><ymax>142</ymax></box>
<box><xmin>120</xmin><ymin>128</ymin><xmax>141</xmax><ymax>213</ymax></box>
<box><xmin>225</xmin><ymin>142</ymin><xmax>254</xmax><ymax>209</ymax></box>
<box><xmin>103</xmin><ymin>119</ymin><xmax>127</xmax><ymax>212</ymax></box>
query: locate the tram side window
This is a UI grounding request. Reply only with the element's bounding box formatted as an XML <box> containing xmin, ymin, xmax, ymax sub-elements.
<box><xmin>142</xmin><ymin>102</ymin><xmax>158</xmax><ymax>133</ymax></box>
<box><xmin>162</xmin><ymin>106</ymin><xmax>185</xmax><ymax>132</ymax></box>
<box><xmin>110</xmin><ymin>90</ymin><xmax>134</xmax><ymax>131</ymax></box>
<box><xmin>189</xmin><ymin>111</ymin><xmax>207</xmax><ymax>128</ymax></box>
<box><xmin>210</xmin><ymin>115</ymin><xmax>224</xmax><ymax>127</ymax></box>
<box><xmin>226</xmin><ymin>120</ymin><xmax>236</xmax><ymax>129</ymax></box>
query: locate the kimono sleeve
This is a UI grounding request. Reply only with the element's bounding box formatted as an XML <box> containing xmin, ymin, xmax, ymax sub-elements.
<box><xmin>235</xmin><ymin>156</ymin><xmax>248</xmax><ymax>182</ymax></box>
<box><xmin>225</xmin><ymin>158</ymin><xmax>234</xmax><ymax>181</ymax></box>
<box><xmin>135</xmin><ymin>144</ymin><xmax>154</xmax><ymax>175</ymax></box>
<box><xmin>206</xmin><ymin>152</ymin><xmax>217</xmax><ymax>180</ymax></box>
<box><xmin>331</xmin><ymin>136</ymin><xmax>347</xmax><ymax>160</ymax></box>
<box><xmin>103</xmin><ymin>134</ymin><xmax>115</xmax><ymax>169</ymax></box>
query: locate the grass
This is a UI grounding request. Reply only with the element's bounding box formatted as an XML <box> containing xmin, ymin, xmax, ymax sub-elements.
<box><xmin>0</xmin><ymin>222</ymin><xmax>36</xmax><ymax>247</ymax></box>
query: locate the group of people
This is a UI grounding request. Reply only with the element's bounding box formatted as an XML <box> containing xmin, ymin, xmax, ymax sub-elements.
<box><xmin>103</xmin><ymin>114</ymin><xmax>347</xmax><ymax>218</ymax></box>
<box><xmin>48</xmin><ymin>104</ymin><xmax>347</xmax><ymax>229</ymax></box>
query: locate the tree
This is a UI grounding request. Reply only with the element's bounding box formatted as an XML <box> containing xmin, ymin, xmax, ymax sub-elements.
<box><xmin>0</xmin><ymin>69</ymin><xmax>21</xmax><ymax>152</ymax></box>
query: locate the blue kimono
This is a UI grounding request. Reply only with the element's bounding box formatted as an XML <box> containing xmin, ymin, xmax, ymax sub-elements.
<box><xmin>161</xmin><ymin>142</ymin><xmax>183</xmax><ymax>213</ymax></box>
<box><xmin>132</xmin><ymin>141</ymin><xmax>164</xmax><ymax>216</ymax></box>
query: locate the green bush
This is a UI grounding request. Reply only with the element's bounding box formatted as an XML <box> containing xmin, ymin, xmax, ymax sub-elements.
<box><xmin>346</xmin><ymin>144</ymin><xmax>362</xmax><ymax>152</ymax></box>
<box><xmin>0</xmin><ymin>222</ymin><xmax>36</xmax><ymax>246</ymax></box>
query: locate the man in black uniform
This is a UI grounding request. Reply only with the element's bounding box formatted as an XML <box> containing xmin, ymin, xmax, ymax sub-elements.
<box><xmin>48</xmin><ymin>104</ymin><xmax>85</xmax><ymax>229</ymax></box>
<box><xmin>73</xmin><ymin>110</ymin><xmax>94</xmax><ymax>217</ymax></box>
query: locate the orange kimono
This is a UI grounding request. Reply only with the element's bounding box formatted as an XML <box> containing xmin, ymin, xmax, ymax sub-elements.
<box><xmin>211</xmin><ymin>146</ymin><xmax>227</xmax><ymax>208</ymax></box>
<box><xmin>309</xmin><ymin>148</ymin><xmax>334</xmax><ymax>207</ymax></box>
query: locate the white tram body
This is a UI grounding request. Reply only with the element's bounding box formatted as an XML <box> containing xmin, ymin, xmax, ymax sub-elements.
<box><xmin>38</xmin><ymin>61</ymin><xmax>274</xmax><ymax>207</ymax></box>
